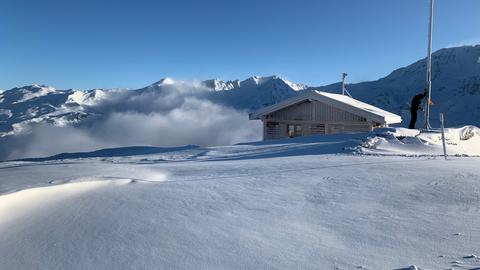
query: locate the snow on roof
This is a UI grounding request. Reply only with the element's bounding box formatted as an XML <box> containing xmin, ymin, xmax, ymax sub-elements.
<box><xmin>249</xmin><ymin>90</ymin><xmax>402</xmax><ymax>125</ymax></box>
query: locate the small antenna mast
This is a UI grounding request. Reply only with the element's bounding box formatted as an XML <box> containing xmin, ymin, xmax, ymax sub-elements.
<box><xmin>341</xmin><ymin>73</ymin><xmax>347</xmax><ymax>95</ymax></box>
<box><xmin>341</xmin><ymin>73</ymin><xmax>353</xmax><ymax>98</ymax></box>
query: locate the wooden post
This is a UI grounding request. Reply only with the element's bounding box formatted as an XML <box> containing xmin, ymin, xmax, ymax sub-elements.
<box><xmin>440</xmin><ymin>113</ymin><xmax>447</xmax><ymax>160</ymax></box>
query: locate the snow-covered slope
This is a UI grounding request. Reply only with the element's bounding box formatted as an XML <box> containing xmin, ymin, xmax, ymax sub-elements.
<box><xmin>0</xmin><ymin>85</ymin><xmax>87</xmax><ymax>135</ymax></box>
<box><xmin>1</xmin><ymin>133</ymin><xmax>479</xmax><ymax>269</ymax></box>
<box><xmin>319</xmin><ymin>45</ymin><xmax>480</xmax><ymax>127</ymax></box>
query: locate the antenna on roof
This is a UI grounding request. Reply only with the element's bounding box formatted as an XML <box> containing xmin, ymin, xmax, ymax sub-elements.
<box><xmin>424</xmin><ymin>0</ymin><xmax>434</xmax><ymax>130</ymax></box>
<box><xmin>341</xmin><ymin>73</ymin><xmax>353</xmax><ymax>98</ymax></box>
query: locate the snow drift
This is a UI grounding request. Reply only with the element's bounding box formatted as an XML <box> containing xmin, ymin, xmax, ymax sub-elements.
<box><xmin>359</xmin><ymin>126</ymin><xmax>480</xmax><ymax>156</ymax></box>
<box><xmin>1</xmin><ymin>133</ymin><xmax>480</xmax><ymax>270</ymax></box>
<box><xmin>0</xmin><ymin>179</ymin><xmax>133</xmax><ymax>226</ymax></box>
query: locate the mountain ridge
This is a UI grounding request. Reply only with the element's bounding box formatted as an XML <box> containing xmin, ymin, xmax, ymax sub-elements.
<box><xmin>1</xmin><ymin>45</ymin><xmax>479</xmax><ymax>139</ymax></box>
<box><xmin>318</xmin><ymin>45</ymin><xmax>480</xmax><ymax>126</ymax></box>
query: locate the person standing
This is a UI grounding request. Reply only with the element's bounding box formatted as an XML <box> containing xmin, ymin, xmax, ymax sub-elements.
<box><xmin>408</xmin><ymin>90</ymin><xmax>427</xmax><ymax>129</ymax></box>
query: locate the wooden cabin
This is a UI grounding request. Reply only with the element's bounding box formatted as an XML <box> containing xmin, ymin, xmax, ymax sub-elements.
<box><xmin>249</xmin><ymin>90</ymin><xmax>402</xmax><ymax>140</ymax></box>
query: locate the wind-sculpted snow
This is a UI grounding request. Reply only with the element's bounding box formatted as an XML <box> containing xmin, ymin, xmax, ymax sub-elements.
<box><xmin>0</xmin><ymin>179</ymin><xmax>134</xmax><ymax>226</ymax></box>
<box><xmin>0</xmin><ymin>136</ymin><xmax>480</xmax><ymax>269</ymax></box>
<box><xmin>359</xmin><ymin>126</ymin><xmax>480</xmax><ymax>156</ymax></box>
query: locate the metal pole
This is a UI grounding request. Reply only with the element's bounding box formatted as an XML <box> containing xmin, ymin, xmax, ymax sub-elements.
<box><xmin>424</xmin><ymin>0</ymin><xmax>434</xmax><ymax>129</ymax></box>
<box><xmin>440</xmin><ymin>113</ymin><xmax>447</xmax><ymax>160</ymax></box>
<box><xmin>341</xmin><ymin>73</ymin><xmax>347</xmax><ymax>95</ymax></box>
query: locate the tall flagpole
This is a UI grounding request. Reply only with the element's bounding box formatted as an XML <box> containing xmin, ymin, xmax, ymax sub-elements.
<box><xmin>424</xmin><ymin>0</ymin><xmax>434</xmax><ymax>129</ymax></box>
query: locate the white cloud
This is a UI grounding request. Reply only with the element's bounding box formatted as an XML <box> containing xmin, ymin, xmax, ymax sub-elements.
<box><xmin>0</xmin><ymin>82</ymin><xmax>262</xmax><ymax>160</ymax></box>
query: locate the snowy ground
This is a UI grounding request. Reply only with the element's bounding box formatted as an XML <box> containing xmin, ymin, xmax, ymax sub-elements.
<box><xmin>1</xmin><ymin>130</ymin><xmax>480</xmax><ymax>270</ymax></box>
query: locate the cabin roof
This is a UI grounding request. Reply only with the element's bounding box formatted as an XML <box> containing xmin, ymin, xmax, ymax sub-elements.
<box><xmin>249</xmin><ymin>90</ymin><xmax>402</xmax><ymax>125</ymax></box>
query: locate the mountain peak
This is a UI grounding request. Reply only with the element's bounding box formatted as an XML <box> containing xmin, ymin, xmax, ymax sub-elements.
<box><xmin>242</xmin><ymin>75</ymin><xmax>279</xmax><ymax>86</ymax></box>
<box><xmin>152</xmin><ymin>77</ymin><xmax>176</xmax><ymax>86</ymax></box>
<box><xmin>203</xmin><ymin>79</ymin><xmax>240</xmax><ymax>91</ymax></box>
<box><xmin>239</xmin><ymin>75</ymin><xmax>307</xmax><ymax>91</ymax></box>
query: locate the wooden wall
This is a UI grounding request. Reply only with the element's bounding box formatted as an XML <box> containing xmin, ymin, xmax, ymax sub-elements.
<box><xmin>262</xmin><ymin>100</ymin><xmax>375</xmax><ymax>140</ymax></box>
<box><xmin>270</xmin><ymin>100</ymin><xmax>367</xmax><ymax>122</ymax></box>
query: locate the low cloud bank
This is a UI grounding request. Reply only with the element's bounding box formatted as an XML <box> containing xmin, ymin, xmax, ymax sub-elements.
<box><xmin>0</xmin><ymin>81</ymin><xmax>261</xmax><ymax>160</ymax></box>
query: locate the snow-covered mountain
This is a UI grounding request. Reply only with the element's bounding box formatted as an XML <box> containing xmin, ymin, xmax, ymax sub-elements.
<box><xmin>0</xmin><ymin>45</ymin><xmax>479</xmax><ymax>142</ymax></box>
<box><xmin>0</xmin><ymin>76</ymin><xmax>304</xmax><ymax>138</ymax></box>
<box><xmin>206</xmin><ymin>75</ymin><xmax>306</xmax><ymax>109</ymax></box>
<box><xmin>319</xmin><ymin>45</ymin><xmax>480</xmax><ymax>127</ymax></box>
<box><xmin>0</xmin><ymin>85</ymin><xmax>88</xmax><ymax>136</ymax></box>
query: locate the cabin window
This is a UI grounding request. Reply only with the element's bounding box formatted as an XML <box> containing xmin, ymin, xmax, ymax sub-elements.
<box><xmin>287</xmin><ymin>124</ymin><xmax>302</xmax><ymax>138</ymax></box>
<box><xmin>311</xmin><ymin>124</ymin><xmax>325</xmax><ymax>135</ymax></box>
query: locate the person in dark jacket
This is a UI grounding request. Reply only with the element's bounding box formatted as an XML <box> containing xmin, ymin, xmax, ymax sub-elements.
<box><xmin>408</xmin><ymin>90</ymin><xmax>427</xmax><ymax>129</ymax></box>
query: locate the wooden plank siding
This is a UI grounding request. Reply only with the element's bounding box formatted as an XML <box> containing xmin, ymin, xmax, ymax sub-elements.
<box><xmin>262</xmin><ymin>100</ymin><xmax>374</xmax><ymax>140</ymax></box>
<box><xmin>269</xmin><ymin>100</ymin><xmax>367</xmax><ymax>122</ymax></box>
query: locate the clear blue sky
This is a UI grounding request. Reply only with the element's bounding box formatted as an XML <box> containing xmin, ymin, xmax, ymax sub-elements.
<box><xmin>0</xmin><ymin>0</ymin><xmax>479</xmax><ymax>90</ymax></box>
